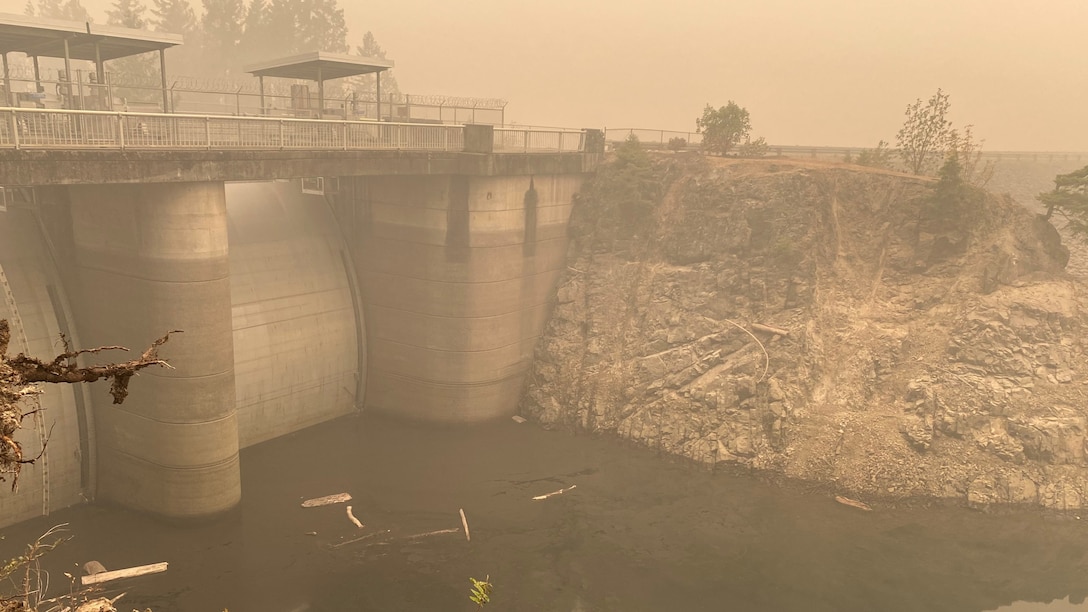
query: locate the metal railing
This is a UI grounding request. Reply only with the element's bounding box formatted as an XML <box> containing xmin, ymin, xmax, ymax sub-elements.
<box><xmin>604</xmin><ymin>127</ymin><xmax>1088</xmax><ymax>162</ymax></box>
<box><xmin>0</xmin><ymin>107</ymin><xmax>471</xmax><ymax>151</ymax></box>
<box><xmin>0</xmin><ymin>108</ymin><xmax>593</xmax><ymax>154</ymax></box>
<box><xmin>493</xmin><ymin>127</ymin><xmax>585</xmax><ymax>152</ymax></box>
<box><xmin>0</xmin><ymin>67</ymin><xmax>507</xmax><ymax>124</ymax></box>
<box><xmin>606</xmin><ymin>128</ymin><xmax>703</xmax><ymax>148</ymax></box>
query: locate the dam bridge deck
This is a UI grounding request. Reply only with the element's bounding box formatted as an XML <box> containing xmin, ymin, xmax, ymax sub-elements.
<box><xmin>0</xmin><ymin>107</ymin><xmax>584</xmax><ymax>153</ymax></box>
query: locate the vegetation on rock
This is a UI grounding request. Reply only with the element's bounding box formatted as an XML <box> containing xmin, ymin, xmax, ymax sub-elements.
<box><xmin>696</xmin><ymin>102</ymin><xmax>752</xmax><ymax>156</ymax></box>
<box><xmin>896</xmin><ymin>88</ymin><xmax>953</xmax><ymax>175</ymax></box>
<box><xmin>525</xmin><ymin>153</ymin><xmax>1083</xmax><ymax>510</ymax></box>
<box><xmin>1039</xmin><ymin>165</ymin><xmax>1088</xmax><ymax>239</ymax></box>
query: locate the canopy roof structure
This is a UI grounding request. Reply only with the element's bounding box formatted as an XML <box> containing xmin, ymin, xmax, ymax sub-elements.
<box><xmin>245</xmin><ymin>51</ymin><xmax>395</xmax><ymax>119</ymax></box>
<box><xmin>245</xmin><ymin>51</ymin><xmax>393</xmax><ymax>81</ymax></box>
<box><xmin>0</xmin><ymin>13</ymin><xmax>182</xmax><ymax>61</ymax></box>
<box><xmin>0</xmin><ymin>13</ymin><xmax>182</xmax><ymax>110</ymax></box>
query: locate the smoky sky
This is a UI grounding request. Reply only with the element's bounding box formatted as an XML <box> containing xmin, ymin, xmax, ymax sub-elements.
<box><xmin>55</xmin><ymin>0</ymin><xmax>1088</xmax><ymax>151</ymax></box>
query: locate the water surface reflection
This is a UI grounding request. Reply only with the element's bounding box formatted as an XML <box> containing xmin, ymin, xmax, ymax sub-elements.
<box><xmin>1</xmin><ymin>415</ymin><xmax>1086</xmax><ymax>611</ymax></box>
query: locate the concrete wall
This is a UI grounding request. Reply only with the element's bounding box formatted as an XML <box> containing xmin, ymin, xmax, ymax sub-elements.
<box><xmin>226</xmin><ymin>182</ymin><xmax>362</xmax><ymax>448</ymax></box>
<box><xmin>67</xmin><ymin>182</ymin><xmax>241</xmax><ymax>519</ymax></box>
<box><xmin>0</xmin><ymin>206</ymin><xmax>87</xmax><ymax>526</ymax></box>
<box><xmin>347</xmin><ymin>173</ymin><xmax>586</xmax><ymax>422</ymax></box>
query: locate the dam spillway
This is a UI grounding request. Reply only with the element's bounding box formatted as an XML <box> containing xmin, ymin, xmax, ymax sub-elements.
<box><xmin>0</xmin><ymin>157</ymin><xmax>590</xmax><ymax>526</ymax></box>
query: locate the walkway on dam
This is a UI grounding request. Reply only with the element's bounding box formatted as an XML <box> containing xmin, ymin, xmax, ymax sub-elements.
<box><xmin>0</xmin><ymin>106</ymin><xmax>586</xmax><ymax>153</ymax></box>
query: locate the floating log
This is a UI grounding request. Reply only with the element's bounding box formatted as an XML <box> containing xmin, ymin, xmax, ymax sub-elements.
<box><xmin>346</xmin><ymin>505</ymin><xmax>364</xmax><ymax>529</ymax></box>
<box><xmin>403</xmin><ymin>528</ymin><xmax>459</xmax><ymax>540</ymax></box>
<box><xmin>835</xmin><ymin>495</ymin><xmax>872</xmax><ymax>511</ymax></box>
<box><xmin>459</xmin><ymin>508</ymin><xmax>471</xmax><ymax>542</ymax></box>
<box><xmin>331</xmin><ymin>529</ymin><xmax>391</xmax><ymax>549</ymax></box>
<box><xmin>532</xmin><ymin>484</ymin><xmax>577</xmax><ymax>501</ymax></box>
<box><xmin>81</xmin><ymin>562</ymin><xmax>168</xmax><ymax>586</ymax></box>
<box><xmin>751</xmin><ymin>323</ymin><xmax>790</xmax><ymax>337</ymax></box>
<box><xmin>511</xmin><ymin>415</ymin><xmax>527</xmax><ymax>424</ymax></box>
<box><xmin>301</xmin><ymin>493</ymin><xmax>352</xmax><ymax>508</ymax></box>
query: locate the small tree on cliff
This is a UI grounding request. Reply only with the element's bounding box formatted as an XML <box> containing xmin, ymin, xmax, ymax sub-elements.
<box><xmin>854</xmin><ymin>140</ymin><xmax>893</xmax><ymax>169</ymax></box>
<box><xmin>696</xmin><ymin>102</ymin><xmax>751</xmax><ymax>156</ymax></box>
<box><xmin>1038</xmin><ymin>165</ymin><xmax>1088</xmax><ymax>238</ymax></box>
<box><xmin>0</xmin><ymin>319</ymin><xmax>178</xmax><ymax>491</ymax></box>
<box><xmin>896</xmin><ymin>88</ymin><xmax>953</xmax><ymax>175</ymax></box>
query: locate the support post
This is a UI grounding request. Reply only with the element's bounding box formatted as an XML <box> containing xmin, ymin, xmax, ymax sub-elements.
<box><xmin>62</xmin><ymin>38</ymin><xmax>72</xmax><ymax>109</ymax></box>
<box><xmin>1</xmin><ymin>52</ymin><xmax>11</xmax><ymax>108</ymax></box>
<box><xmin>376</xmin><ymin>71</ymin><xmax>381</xmax><ymax>121</ymax></box>
<box><xmin>258</xmin><ymin>75</ymin><xmax>265</xmax><ymax>115</ymax></box>
<box><xmin>32</xmin><ymin>56</ymin><xmax>40</xmax><ymax>92</ymax></box>
<box><xmin>94</xmin><ymin>42</ymin><xmax>105</xmax><ymax>110</ymax></box>
<box><xmin>159</xmin><ymin>48</ymin><xmax>169</xmax><ymax>113</ymax></box>
<box><xmin>94</xmin><ymin>43</ymin><xmax>104</xmax><ymax>83</ymax></box>
<box><xmin>316</xmin><ymin>67</ymin><xmax>324</xmax><ymax>118</ymax></box>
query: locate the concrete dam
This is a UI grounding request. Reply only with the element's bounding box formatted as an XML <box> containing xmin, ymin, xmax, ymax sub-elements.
<box><xmin>0</xmin><ymin>132</ymin><xmax>596</xmax><ymax>528</ymax></box>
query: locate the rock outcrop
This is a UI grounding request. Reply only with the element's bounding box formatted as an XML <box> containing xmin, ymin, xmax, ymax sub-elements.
<box><xmin>521</xmin><ymin>154</ymin><xmax>1088</xmax><ymax>509</ymax></box>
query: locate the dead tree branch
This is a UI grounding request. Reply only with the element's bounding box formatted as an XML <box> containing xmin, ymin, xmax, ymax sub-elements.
<box><xmin>0</xmin><ymin>319</ymin><xmax>181</xmax><ymax>492</ymax></box>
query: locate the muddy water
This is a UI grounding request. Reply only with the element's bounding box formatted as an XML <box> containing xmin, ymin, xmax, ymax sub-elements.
<box><xmin>2</xmin><ymin>414</ymin><xmax>1087</xmax><ymax>612</ymax></box>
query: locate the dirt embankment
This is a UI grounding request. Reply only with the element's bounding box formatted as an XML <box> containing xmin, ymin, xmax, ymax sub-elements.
<box><xmin>520</xmin><ymin>154</ymin><xmax>1088</xmax><ymax>510</ymax></box>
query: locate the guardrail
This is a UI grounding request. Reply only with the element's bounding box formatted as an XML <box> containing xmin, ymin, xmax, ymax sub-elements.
<box><xmin>604</xmin><ymin>127</ymin><xmax>1088</xmax><ymax>162</ymax></box>
<box><xmin>493</xmin><ymin>127</ymin><xmax>585</xmax><ymax>152</ymax></box>
<box><xmin>0</xmin><ymin>107</ymin><xmax>470</xmax><ymax>152</ymax></box>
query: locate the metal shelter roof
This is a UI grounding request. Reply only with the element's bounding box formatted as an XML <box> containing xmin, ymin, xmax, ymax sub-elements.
<box><xmin>0</xmin><ymin>12</ymin><xmax>182</xmax><ymax>61</ymax></box>
<box><xmin>244</xmin><ymin>51</ymin><xmax>394</xmax><ymax>81</ymax></box>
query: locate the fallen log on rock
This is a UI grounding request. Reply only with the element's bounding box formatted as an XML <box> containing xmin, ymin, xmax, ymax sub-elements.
<box><xmin>751</xmin><ymin>323</ymin><xmax>789</xmax><ymax>337</ymax></box>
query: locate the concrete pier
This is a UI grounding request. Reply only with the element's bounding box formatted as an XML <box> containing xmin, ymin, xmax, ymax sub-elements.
<box><xmin>67</xmin><ymin>182</ymin><xmax>241</xmax><ymax>519</ymax></box>
<box><xmin>343</xmin><ymin>173</ymin><xmax>586</xmax><ymax>422</ymax></box>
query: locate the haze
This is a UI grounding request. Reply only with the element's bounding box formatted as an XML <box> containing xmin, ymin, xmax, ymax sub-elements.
<box><xmin>35</xmin><ymin>0</ymin><xmax>1088</xmax><ymax>150</ymax></box>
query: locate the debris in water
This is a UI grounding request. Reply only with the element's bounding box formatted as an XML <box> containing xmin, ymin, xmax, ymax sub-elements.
<box><xmin>346</xmin><ymin>505</ymin><xmax>364</xmax><ymax>529</ymax></box>
<box><xmin>83</xmin><ymin>560</ymin><xmax>107</xmax><ymax>576</ymax></box>
<box><xmin>532</xmin><ymin>484</ymin><xmax>577</xmax><ymax>501</ymax></box>
<box><xmin>332</xmin><ymin>529</ymin><xmax>391</xmax><ymax>548</ymax></box>
<box><xmin>835</xmin><ymin>495</ymin><xmax>872</xmax><ymax>511</ymax></box>
<box><xmin>460</xmin><ymin>508</ymin><xmax>471</xmax><ymax>541</ymax></box>
<box><xmin>301</xmin><ymin>492</ymin><xmax>352</xmax><ymax>508</ymax></box>
<box><xmin>511</xmin><ymin>415</ymin><xmax>527</xmax><ymax>424</ymax></box>
<box><xmin>403</xmin><ymin>528</ymin><xmax>459</xmax><ymax>540</ymax></box>
<box><xmin>81</xmin><ymin>562</ymin><xmax>168</xmax><ymax>586</ymax></box>
<box><xmin>74</xmin><ymin>592</ymin><xmax>126</xmax><ymax>612</ymax></box>
<box><xmin>304</xmin><ymin>531</ymin><xmax>317</xmax><ymax>536</ymax></box>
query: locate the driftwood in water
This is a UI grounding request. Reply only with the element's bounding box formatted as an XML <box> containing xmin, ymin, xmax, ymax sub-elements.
<box><xmin>331</xmin><ymin>529</ymin><xmax>391</xmax><ymax>548</ymax></box>
<box><xmin>346</xmin><ymin>505</ymin><xmax>364</xmax><ymax>528</ymax></box>
<box><xmin>532</xmin><ymin>484</ymin><xmax>577</xmax><ymax>500</ymax></box>
<box><xmin>80</xmin><ymin>562</ymin><xmax>168</xmax><ymax>586</ymax></box>
<box><xmin>301</xmin><ymin>492</ymin><xmax>352</xmax><ymax>508</ymax></box>
<box><xmin>834</xmin><ymin>495</ymin><xmax>872</xmax><ymax>511</ymax></box>
<box><xmin>403</xmin><ymin>528</ymin><xmax>459</xmax><ymax>541</ymax></box>
<box><xmin>459</xmin><ymin>508</ymin><xmax>471</xmax><ymax>541</ymax></box>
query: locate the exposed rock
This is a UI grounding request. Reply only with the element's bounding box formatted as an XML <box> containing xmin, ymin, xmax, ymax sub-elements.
<box><xmin>521</xmin><ymin>155</ymin><xmax>1088</xmax><ymax>509</ymax></box>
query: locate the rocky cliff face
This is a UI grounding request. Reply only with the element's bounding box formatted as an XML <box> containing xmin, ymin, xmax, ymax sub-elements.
<box><xmin>520</xmin><ymin>154</ymin><xmax>1088</xmax><ymax>509</ymax></box>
